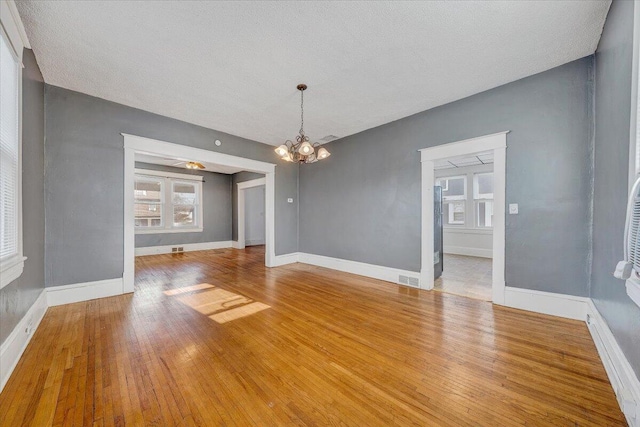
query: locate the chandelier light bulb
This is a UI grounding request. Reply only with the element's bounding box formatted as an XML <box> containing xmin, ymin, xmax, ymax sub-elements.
<box><xmin>299</xmin><ymin>141</ymin><xmax>314</xmax><ymax>155</ymax></box>
<box><xmin>275</xmin><ymin>144</ymin><xmax>288</xmax><ymax>157</ymax></box>
<box><xmin>317</xmin><ymin>147</ymin><xmax>330</xmax><ymax>159</ymax></box>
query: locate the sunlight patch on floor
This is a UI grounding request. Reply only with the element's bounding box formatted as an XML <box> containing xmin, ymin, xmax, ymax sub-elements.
<box><xmin>166</xmin><ymin>283</ymin><xmax>270</xmax><ymax>323</ymax></box>
<box><xmin>163</xmin><ymin>283</ymin><xmax>214</xmax><ymax>296</ymax></box>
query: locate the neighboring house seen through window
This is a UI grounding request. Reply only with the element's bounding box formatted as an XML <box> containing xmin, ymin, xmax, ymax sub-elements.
<box><xmin>134</xmin><ymin>170</ymin><xmax>203</xmax><ymax>234</ymax></box>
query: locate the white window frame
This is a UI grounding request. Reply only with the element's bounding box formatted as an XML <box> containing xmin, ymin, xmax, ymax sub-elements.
<box><xmin>437</xmin><ymin>175</ymin><xmax>467</xmax><ymax>226</ymax></box>
<box><xmin>473</xmin><ymin>172</ymin><xmax>494</xmax><ymax>228</ymax></box>
<box><xmin>0</xmin><ymin>0</ymin><xmax>30</xmax><ymax>290</ymax></box>
<box><xmin>436</xmin><ymin>164</ymin><xmax>494</xmax><ymax>230</ymax></box>
<box><xmin>134</xmin><ymin>169</ymin><xmax>204</xmax><ymax>234</ymax></box>
<box><xmin>626</xmin><ymin>0</ymin><xmax>640</xmax><ymax>308</ymax></box>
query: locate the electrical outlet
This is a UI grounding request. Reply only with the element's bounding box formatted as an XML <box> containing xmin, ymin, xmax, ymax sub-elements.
<box><xmin>287</xmin><ymin>198</ymin><xmax>294</xmax><ymax>203</ymax></box>
<box><xmin>509</xmin><ymin>203</ymin><xmax>519</xmax><ymax>214</ymax></box>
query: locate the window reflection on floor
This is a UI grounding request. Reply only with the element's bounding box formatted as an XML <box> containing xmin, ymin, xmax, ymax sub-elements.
<box><xmin>164</xmin><ymin>283</ymin><xmax>270</xmax><ymax>323</ymax></box>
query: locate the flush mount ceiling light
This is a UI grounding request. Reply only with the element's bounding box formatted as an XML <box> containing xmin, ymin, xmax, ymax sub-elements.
<box><xmin>275</xmin><ymin>84</ymin><xmax>330</xmax><ymax>164</ymax></box>
<box><xmin>185</xmin><ymin>161</ymin><xmax>205</xmax><ymax>170</ymax></box>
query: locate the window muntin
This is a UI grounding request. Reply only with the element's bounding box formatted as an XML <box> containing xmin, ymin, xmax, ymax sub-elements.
<box><xmin>439</xmin><ymin>176</ymin><xmax>466</xmax><ymax>200</ymax></box>
<box><xmin>0</xmin><ymin>30</ymin><xmax>20</xmax><ymax>263</ymax></box>
<box><xmin>443</xmin><ymin>201</ymin><xmax>465</xmax><ymax>226</ymax></box>
<box><xmin>134</xmin><ymin>178</ymin><xmax>163</xmax><ymax>229</ymax></box>
<box><xmin>474</xmin><ymin>173</ymin><xmax>494</xmax><ymax>228</ymax></box>
<box><xmin>134</xmin><ymin>173</ymin><xmax>202</xmax><ymax>233</ymax></box>
<box><xmin>437</xmin><ymin>176</ymin><xmax>466</xmax><ymax>226</ymax></box>
<box><xmin>172</xmin><ymin>181</ymin><xmax>198</xmax><ymax>227</ymax></box>
<box><xmin>436</xmin><ymin>170</ymin><xmax>494</xmax><ymax>229</ymax></box>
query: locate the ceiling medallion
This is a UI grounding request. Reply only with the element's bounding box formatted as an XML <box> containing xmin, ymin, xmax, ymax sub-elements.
<box><xmin>275</xmin><ymin>84</ymin><xmax>330</xmax><ymax>164</ymax></box>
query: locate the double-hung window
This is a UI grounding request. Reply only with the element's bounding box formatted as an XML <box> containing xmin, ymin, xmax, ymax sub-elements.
<box><xmin>436</xmin><ymin>170</ymin><xmax>494</xmax><ymax>229</ymax></box>
<box><xmin>438</xmin><ymin>176</ymin><xmax>466</xmax><ymax>226</ymax></box>
<box><xmin>134</xmin><ymin>169</ymin><xmax>203</xmax><ymax>234</ymax></box>
<box><xmin>0</xmin><ymin>20</ymin><xmax>26</xmax><ymax>289</ymax></box>
<box><xmin>474</xmin><ymin>173</ymin><xmax>494</xmax><ymax>228</ymax></box>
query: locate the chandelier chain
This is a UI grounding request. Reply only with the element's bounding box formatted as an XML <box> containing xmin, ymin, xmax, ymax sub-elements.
<box><xmin>300</xmin><ymin>89</ymin><xmax>304</xmax><ymax>136</ymax></box>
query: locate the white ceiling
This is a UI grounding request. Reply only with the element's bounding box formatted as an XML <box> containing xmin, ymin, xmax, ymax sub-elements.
<box><xmin>135</xmin><ymin>153</ymin><xmax>244</xmax><ymax>175</ymax></box>
<box><xmin>17</xmin><ymin>1</ymin><xmax>610</xmax><ymax>146</ymax></box>
<box><xmin>434</xmin><ymin>151</ymin><xmax>494</xmax><ymax>170</ymax></box>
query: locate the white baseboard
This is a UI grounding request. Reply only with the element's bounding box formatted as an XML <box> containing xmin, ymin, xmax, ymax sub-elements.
<box><xmin>0</xmin><ymin>289</ymin><xmax>47</xmax><ymax>393</ymax></box>
<box><xmin>587</xmin><ymin>300</ymin><xmax>640</xmax><ymax>426</ymax></box>
<box><xmin>135</xmin><ymin>240</ymin><xmax>232</xmax><ymax>256</ymax></box>
<box><xmin>271</xmin><ymin>252</ymin><xmax>300</xmax><ymax>267</ymax></box>
<box><xmin>245</xmin><ymin>239</ymin><xmax>265</xmax><ymax>246</ymax></box>
<box><xmin>46</xmin><ymin>277</ymin><xmax>124</xmax><ymax>307</ymax></box>
<box><xmin>232</xmin><ymin>241</ymin><xmax>243</xmax><ymax>249</ymax></box>
<box><xmin>503</xmin><ymin>286</ymin><xmax>589</xmax><ymax>321</ymax></box>
<box><xmin>444</xmin><ymin>246</ymin><xmax>493</xmax><ymax>258</ymax></box>
<box><xmin>298</xmin><ymin>253</ymin><xmax>421</xmax><ymax>288</ymax></box>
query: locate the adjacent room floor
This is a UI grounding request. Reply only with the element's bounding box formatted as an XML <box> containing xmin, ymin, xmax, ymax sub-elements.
<box><xmin>434</xmin><ymin>254</ymin><xmax>493</xmax><ymax>301</ymax></box>
<box><xmin>0</xmin><ymin>247</ymin><xmax>625</xmax><ymax>426</ymax></box>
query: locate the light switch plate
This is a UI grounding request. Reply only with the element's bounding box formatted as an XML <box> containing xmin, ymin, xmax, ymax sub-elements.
<box><xmin>287</xmin><ymin>198</ymin><xmax>294</xmax><ymax>203</ymax></box>
<box><xmin>509</xmin><ymin>203</ymin><xmax>519</xmax><ymax>214</ymax></box>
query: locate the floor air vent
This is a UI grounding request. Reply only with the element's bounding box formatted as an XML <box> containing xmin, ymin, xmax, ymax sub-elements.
<box><xmin>172</xmin><ymin>247</ymin><xmax>184</xmax><ymax>253</ymax></box>
<box><xmin>399</xmin><ymin>275</ymin><xmax>420</xmax><ymax>288</ymax></box>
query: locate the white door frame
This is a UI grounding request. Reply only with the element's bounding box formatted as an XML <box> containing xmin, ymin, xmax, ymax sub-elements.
<box><xmin>123</xmin><ymin>133</ymin><xmax>276</xmax><ymax>293</ymax></box>
<box><xmin>237</xmin><ymin>178</ymin><xmax>266</xmax><ymax>249</ymax></box>
<box><xmin>419</xmin><ymin>131</ymin><xmax>508</xmax><ymax>304</ymax></box>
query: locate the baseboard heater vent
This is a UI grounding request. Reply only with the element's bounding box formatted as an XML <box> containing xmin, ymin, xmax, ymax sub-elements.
<box><xmin>171</xmin><ymin>247</ymin><xmax>184</xmax><ymax>253</ymax></box>
<box><xmin>399</xmin><ymin>275</ymin><xmax>420</xmax><ymax>288</ymax></box>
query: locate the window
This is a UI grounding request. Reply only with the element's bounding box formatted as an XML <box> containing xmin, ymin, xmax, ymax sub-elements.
<box><xmin>134</xmin><ymin>170</ymin><xmax>203</xmax><ymax>234</ymax></box>
<box><xmin>0</xmin><ymin>28</ymin><xmax>25</xmax><ymax>288</ymax></box>
<box><xmin>437</xmin><ymin>176</ymin><xmax>466</xmax><ymax>226</ymax></box>
<box><xmin>134</xmin><ymin>177</ymin><xmax>163</xmax><ymax>228</ymax></box>
<box><xmin>436</xmin><ymin>171</ymin><xmax>494</xmax><ymax>229</ymax></box>
<box><xmin>474</xmin><ymin>173</ymin><xmax>494</xmax><ymax>228</ymax></box>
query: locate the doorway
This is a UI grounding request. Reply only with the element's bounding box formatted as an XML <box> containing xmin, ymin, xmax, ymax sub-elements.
<box><xmin>420</xmin><ymin>132</ymin><xmax>507</xmax><ymax>304</ymax></box>
<box><xmin>237</xmin><ymin>177</ymin><xmax>266</xmax><ymax>249</ymax></box>
<box><xmin>123</xmin><ymin>133</ymin><xmax>277</xmax><ymax>294</ymax></box>
<box><xmin>433</xmin><ymin>155</ymin><xmax>494</xmax><ymax>301</ymax></box>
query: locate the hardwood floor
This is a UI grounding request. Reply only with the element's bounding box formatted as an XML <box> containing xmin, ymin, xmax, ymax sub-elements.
<box><xmin>434</xmin><ymin>254</ymin><xmax>493</xmax><ymax>301</ymax></box>
<box><xmin>0</xmin><ymin>246</ymin><xmax>626</xmax><ymax>426</ymax></box>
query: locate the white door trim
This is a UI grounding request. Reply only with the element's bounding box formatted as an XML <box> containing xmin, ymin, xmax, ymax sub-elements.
<box><xmin>419</xmin><ymin>131</ymin><xmax>508</xmax><ymax>304</ymax></box>
<box><xmin>123</xmin><ymin>134</ymin><xmax>276</xmax><ymax>293</ymax></box>
<box><xmin>237</xmin><ymin>177</ymin><xmax>266</xmax><ymax>250</ymax></box>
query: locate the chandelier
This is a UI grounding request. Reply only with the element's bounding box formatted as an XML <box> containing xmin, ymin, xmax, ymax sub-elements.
<box><xmin>275</xmin><ymin>84</ymin><xmax>330</xmax><ymax>164</ymax></box>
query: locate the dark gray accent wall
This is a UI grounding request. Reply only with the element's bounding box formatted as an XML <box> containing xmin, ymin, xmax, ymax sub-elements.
<box><xmin>45</xmin><ymin>86</ymin><xmax>298</xmax><ymax>287</ymax></box>
<box><xmin>133</xmin><ymin>162</ymin><xmax>232</xmax><ymax>248</ymax></box>
<box><xmin>592</xmin><ymin>0</ymin><xmax>640</xmax><ymax>377</ymax></box>
<box><xmin>1</xmin><ymin>49</ymin><xmax>45</xmax><ymax>345</ymax></box>
<box><xmin>300</xmin><ymin>56</ymin><xmax>595</xmax><ymax>297</ymax></box>
<box><xmin>231</xmin><ymin>171</ymin><xmax>266</xmax><ymax>242</ymax></box>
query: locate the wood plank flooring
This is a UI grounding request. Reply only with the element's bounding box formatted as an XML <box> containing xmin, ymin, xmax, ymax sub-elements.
<box><xmin>0</xmin><ymin>246</ymin><xmax>626</xmax><ymax>426</ymax></box>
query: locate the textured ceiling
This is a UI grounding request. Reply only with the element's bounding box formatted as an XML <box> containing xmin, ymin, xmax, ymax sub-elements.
<box><xmin>17</xmin><ymin>1</ymin><xmax>610</xmax><ymax>146</ymax></box>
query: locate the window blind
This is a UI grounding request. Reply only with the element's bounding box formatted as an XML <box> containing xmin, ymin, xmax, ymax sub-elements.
<box><xmin>0</xmin><ymin>31</ymin><xmax>20</xmax><ymax>261</ymax></box>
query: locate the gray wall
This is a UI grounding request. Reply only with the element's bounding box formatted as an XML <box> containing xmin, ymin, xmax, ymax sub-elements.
<box><xmin>300</xmin><ymin>56</ymin><xmax>595</xmax><ymax>297</ymax></box>
<box><xmin>592</xmin><ymin>0</ymin><xmax>640</xmax><ymax>377</ymax></box>
<box><xmin>231</xmin><ymin>171</ymin><xmax>266</xmax><ymax>242</ymax></box>
<box><xmin>1</xmin><ymin>49</ymin><xmax>45</xmax><ymax>345</ymax></box>
<box><xmin>45</xmin><ymin>86</ymin><xmax>298</xmax><ymax>287</ymax></box>
<box><xmin>133</xmin><ymin>162</ymin><xmax>232</xmax><ymax>248</ymax></box>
